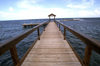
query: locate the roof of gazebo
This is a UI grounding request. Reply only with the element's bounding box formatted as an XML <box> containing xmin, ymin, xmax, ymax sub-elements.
<box><xmin>48</xmin><ymin>13</ymin><xmax>56</xmax><ymax>17</ymax></box>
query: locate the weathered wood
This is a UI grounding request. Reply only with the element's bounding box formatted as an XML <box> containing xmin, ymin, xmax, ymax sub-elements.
<box><xmin>48</xmin><ymin>13</ymin><xmax>56</xmax><ymax>22</ymax></box>
<box><xmin>23</xmin><ymin>23</ymin><xmax>40</xmax><ymax>28</ymax></box>
<box><xmin>37</xmin><ymin>28</ymin><xmax>40</xmax><ymax>40</ymax></box>
<box><xmin>59</xmin><ymin>24</ymin><xmax>60</xmax><ymax>30</ymax></box>
<box><xmin>55</xmin><ymin>21</ymin><xmax>100</xmax><ymax>66</ymax></box>
<box><xmin>16</xmin><ymin>25</ymin><xmax>47</xmax><ymax>66</ymax></box>
<box><xmin>43</xmin><ymin>26</ymin><xmax>45</xmax><ymax>31</ymax></box>
<box><xmin>56</xmin><ymin>21</ymin><xmax>100</xmax><ymax>54</ymax></box>
<box><xmin>83</xmin><ymin>46</ymin><xmax>92</xmax><ymax>66</ymax></box>
<box><xmin>16</xmin><ymin>38</ymin><xmax>39</xmax><ymax>66</ymax></box>
<box><xmin>22</xmin><ymin>22</ymin><xmax>81</xmax><ymax>66</ymax></box>
<box><xmin>0</xmin><ymin>22</ymin><xmax>48</xmax><ymax>56</ymax></box>
<box><xmin>22</xmin><ymin>62</ymin><xmax>81</xmax><ymax>66</ymax></box>
<box><xmin>64</xmin><ymin>27</ymin><xmax>66</xmax><ymax>40</ymax></box>
<box><xmin>65</xmin><ymin>37</ymin><xmax>84</xmax><ymax>65</ymax></box>
<box><xmin>10</xmin><ymin>45</ymin><xmax>19</xmax><ymax>65</ymax></box>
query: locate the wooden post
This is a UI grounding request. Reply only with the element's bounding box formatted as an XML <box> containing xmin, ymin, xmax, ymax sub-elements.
<box><xmin>54</xmin><ymin>16</ymin><xmax>55</xmax><ymax>22</ymax></box>
<box><xmin>64</xmin><ymin>27</ymin><xmax>66</xmax><ymax>40</ymax></box>
<box><xmin>59</xmin><ymin>24</ymin><xmax>60</xmax><ymax>31</ymax></box>
<box><xmin>49</xmin><ymin>17</ymin><xmax>50</xmax><ymax>22</ymax></box>
<box><xmin>10</xmin><ymin>45</ymin><xmax>19</xmax><ymax>65</ymax></box>
<box><xmin>43</xmin><ymin>25</ymin><xmax>45</xmax><ymax>31</ymax></box>
<box><xmin>83</xmin><ymin>45</ymin><xmax>92</xmax><ymax>66</ymax></box>
<box><xmin>37</xmin><ymin>27</ymin><xmax>40</xmax><ymax>40</ymax></box>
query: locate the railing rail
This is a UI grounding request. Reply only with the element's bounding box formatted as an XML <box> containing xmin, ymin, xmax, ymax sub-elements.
<box><xmin>0</xmin><ymin>21</ymin><xmax>49</xmax><ymax>65</ymax></box>
<box><xmin>55</xmin><ymin>21</ymin><xmax>100</xmax><ymax>66</ymax></box>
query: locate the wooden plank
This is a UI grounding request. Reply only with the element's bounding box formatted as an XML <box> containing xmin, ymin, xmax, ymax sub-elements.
<box><xmin>83</xmin><ymin>45</ymin><xmax>92</xmax><ymax>66</ymax></box>
<box><xmin>24</xmin><ymin>53</ymin><xmax>79</xmax><ymax>62</ymax></box>
<box><xmin>64</xmin><ymin>27</ymin><xmax>66</xmax><ymax>40</ymax></box>
<box><xmin>29</xmin><ymin>48</ymin><xmax>73</xmax><ymax>54</ymax></box>
<box><xmin>23</xmin><ymin>23</ymin><xmax>40</xmax><ymax>26</ymax></box>
<box><xmin>56</xmin><ymin>21</ymin><xmax>100</xmax><ymax>54</ymax></box>
<box><xmin>22</xmin><ymin>62</ymin><xmax>81</xmax><ymax>66</ymax></box>
<box><xmin>10</xmin><ymin>45</ymin><xmax>19</xmax><ymax>65</ymax></box>
<box><xmin>21</xmin><ymin>22</ymin><xmax>81</xmax><ymax>66</ymax></box>
<box><xmin>0</xmin><ymin>22</ymin><xmax>48</xmax><ymax>56</ymax></box>
<box><xmin>37</xmin><ymin>28</ymin><xmax>40</xmax><ymax>40</ymax></box>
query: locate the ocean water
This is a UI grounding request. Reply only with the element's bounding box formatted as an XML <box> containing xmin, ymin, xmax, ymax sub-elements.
<box><xmin>0</xmin><ymin>19</ymin><xmax>48</xmax><ymax>66</ymax></box>
<box><xmin>60</xmin><ymin>18</ymin><xmax>100</xmax><ymax>66</ymax></box>
<box><xmin>0</xmin><ymin>18</ymin><xmax>100</xmax><ymax>66</ymax></box>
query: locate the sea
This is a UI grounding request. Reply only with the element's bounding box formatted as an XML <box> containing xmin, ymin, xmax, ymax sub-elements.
<box><xmin>0</xmin><ymin>18</ymin><xmax>100</xmax><ymax>66</ymax></box>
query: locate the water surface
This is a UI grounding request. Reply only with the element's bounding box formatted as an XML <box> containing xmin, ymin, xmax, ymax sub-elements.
<box><xmin>0</xmin><ymin>18</ymin><xmax>100</xmax><ymax>66</ymax></box>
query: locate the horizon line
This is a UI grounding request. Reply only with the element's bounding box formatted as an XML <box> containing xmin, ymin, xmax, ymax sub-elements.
<box><xmin>0</xmin><ymin>17</ymin><xmax>100</xmax><ymax>21</ymax></box>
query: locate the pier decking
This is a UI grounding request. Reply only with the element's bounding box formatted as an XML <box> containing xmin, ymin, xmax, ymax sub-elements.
<box><xmin>21</xmin><ymin>22</ymin><xmax>81</xmax><ymax>66</ymax></box>
<box><xmin>1</xmin><ymin>14</ymin><xmax>100</xmax><ymax>66</ymax></box>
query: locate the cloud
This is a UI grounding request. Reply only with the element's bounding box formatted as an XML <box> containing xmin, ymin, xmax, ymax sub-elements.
<box><xmin>0</xmin><ymin>7</ymin><xmax>80</xmax><ymax>20</ymax></box>
<box><xmin>66</xmin><ymin>0</ymin><xmax>94</xmax><ymax>9</ymax></box>
<box><xmin>78</xmin><ymin>8</ymin><xmax>100</xmax><ymax>17</ymax></box>
<box><xmin>0</xmin><ymin>7</ymin><xmax>73</xmax><ymax>20</ymax></box>
<box><xmin>0</xmin><ymin>11</ymin><xmax>17</xmax><ymax>20</ymax></box>
<box><xmin>0</xmin><ymin>0</ymin><xmax>99</xmax><ymax>20</ymax></box>
<box><xmin>67</xmin><ymin>4</ymin><xmax>87</xmax><ymax>9</ymax></box>
<box><xmin>13</xmin><ymin>0</ymin><xmax>78</xmax><ymax>19</ymax></box>
<box><xmin>9</xmin><ymin>7</ymin><xmax>14</xmax><ymax>12</ymax></box>
<box><xmin>78</xmin><ymin>10</ymin><xmax>94</xmax><ymax>17</ymax></box>
<box><xmin>17</xmin><ymin>0</ymin><xmax>43</xmax><ymax>8</ymax></box>
<box><xmin>0</xmin><ymin>7</ymin><xmax>100</xmax><ymax>20</ymax></box>
<box><xmin>93</xmin><ymin>9</ymin><xmax>100</xmax><ymax>16</ymax></box>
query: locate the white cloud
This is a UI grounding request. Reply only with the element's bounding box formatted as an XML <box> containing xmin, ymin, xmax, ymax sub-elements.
<box><xmin>0</xmin><ymin>11</ymin><xmax>17</xmax><ymax>20</ymax></box>
<box><xmin>67</xmin><ymin>4</ymin><xmax>87</xmax><ymax>9</ymax></box>
<box><xmin>0</xmin><ymin>0</ymin><xmax>99</xmax><ymax>20</ymax></box>
<box><xmin>94</xmin><ymin>9</ymin><xmax>100</xmax><ymax>15</ymax></box>
<box><xmin>0</xmin><ymin>7</ymin><xmax>76</xmax><ymax>20</ymax></box>
<box><xmin>78</xmin><ymin>10</ymin><xmax>94</xmax><ymax>17</ymax></box>
<box><xmin>78</xmin><ymin>8</ymin><xmax>100</xmax><ymax>17</ymax></box>
<box><xmin>9</xmin><ymin>7</ymin><xmax>14</xmax><ymax>12</ymax></box>
<box><xmin>15</xmin><ymin>0</ymin><xmax>81</xmax><ymax>19</ymax></box>
<box><xmin>17</xmin><ymin>0</ymin><xmax>43</xmax><ymax>8</ymax></box>
<box><xmin>0</xmin><ymin>7</ymin><xmax>100</xmax><ymax>20</ymax></box>
<box><xmin>66</xmin><ymin>0</ymin><xmax>94</xmax><ymax>9</ymax></box>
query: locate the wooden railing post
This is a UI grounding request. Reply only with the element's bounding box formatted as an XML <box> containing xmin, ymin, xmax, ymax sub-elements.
<box><xmin>64</xmin><ymin>27</ymin><xmax>66</xmax><ymax>40</ymax></box>
<box><xmin>59</xmin><ymin>24</ymin><xmax>60</xmax><ymax>31</ymax></box>
<box><xmin>10</xmin><ymin>45</ymin><xmax>19</xmax><ymax>65</ymax></box>
<box><xmin>83</xmin><ymin>45</ymin><xmax>92</xmax><ymax>66</ymax></box>
<box><xmin>43</xmin><ymin>25</ymin><xmax>45</xmax><ymax>31</ymax></box>
<box><xmin>44</xmin><ymin>26</ymin><xmax>45</xmax><ymax>31</ymax></box>
<box><xmin>37</xmin><ymin>27</ymin><xmax>40</xmax><ymax>40</ymax></box>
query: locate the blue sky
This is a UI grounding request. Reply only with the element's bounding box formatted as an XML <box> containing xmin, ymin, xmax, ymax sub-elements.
<box><xmin>0</xmin><ymin>0</ymin><xmax>100</xmax><ymax>20</ymax></box>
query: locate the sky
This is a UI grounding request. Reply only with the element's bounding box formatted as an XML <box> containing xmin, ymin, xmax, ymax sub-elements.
<box><xmin>0</xmin><ymin>0</ymin><xmax>100</xmax><ymax>20</ymax></box>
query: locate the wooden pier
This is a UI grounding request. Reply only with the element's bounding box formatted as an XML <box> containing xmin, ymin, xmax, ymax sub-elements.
<box><xmin>1</xmin><ymin>14</ymin><xmax>100</xmax><ymax>66</ymax></box>
<box><xmin>23</xmin><ymin>23</ymin><xmax>40</xmax><ymax>28</ymax></box>
<box><xmin>21</xmin><ymin>22</ymin><xmax>81</xmax><ymax>66</ymax></box>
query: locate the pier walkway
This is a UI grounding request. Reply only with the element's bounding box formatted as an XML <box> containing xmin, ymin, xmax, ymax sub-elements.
<box><xmin>22</xmin><ymin>22</ymin><xmax>81</xmax><ymax>66</ymax></box>
<box><xmin>1</xmin><ymin>14</ymin><xmax>100</xmax><ymax>66</ymax></box>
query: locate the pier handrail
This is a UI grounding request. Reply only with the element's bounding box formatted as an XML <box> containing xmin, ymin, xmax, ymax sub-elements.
<box><xmin>55</xmin><ymin>21</ymin><xmax>100</xmax><ymax>66</ymax></box>
<box><xmin>0</xmin><ymin>21</ymin><xmax>49</xmax><ymax>65</ymax></box>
